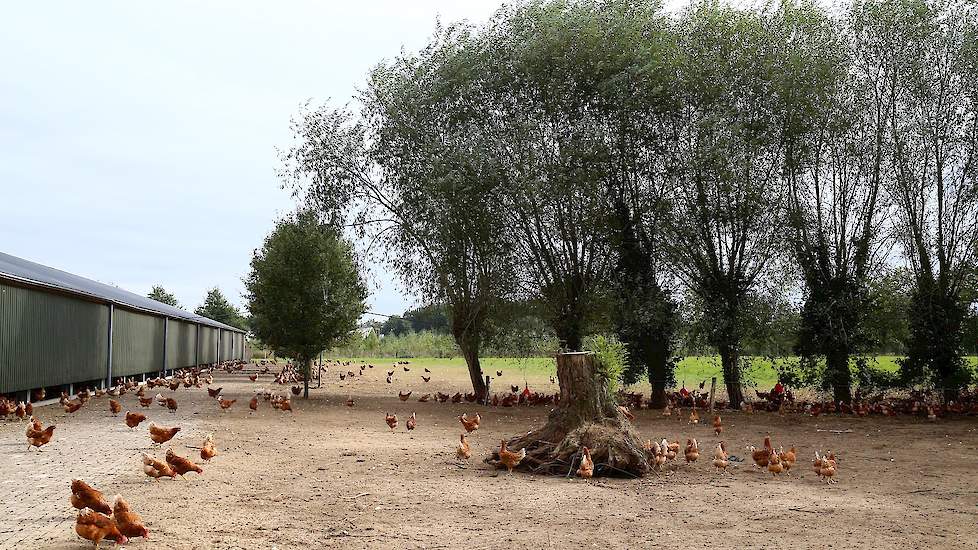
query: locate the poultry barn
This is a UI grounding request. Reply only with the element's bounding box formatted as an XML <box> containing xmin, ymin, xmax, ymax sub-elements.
<box><xmin>0</xmin><ymin>251</ymin><xmax>246</xmax><ymax>401</ymax></box>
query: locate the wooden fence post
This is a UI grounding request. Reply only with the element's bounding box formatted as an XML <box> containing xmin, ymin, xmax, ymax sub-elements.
<box><xmin>709</xmin><ymin>377</ymin><xmax>717</xmax><ymax>413</ymax></box>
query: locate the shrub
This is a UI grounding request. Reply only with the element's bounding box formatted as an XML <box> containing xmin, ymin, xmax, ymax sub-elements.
<box><xmin>583</xmin><ymin>334</ymin><xmax>629</xmax><ymax>394</ymax></box>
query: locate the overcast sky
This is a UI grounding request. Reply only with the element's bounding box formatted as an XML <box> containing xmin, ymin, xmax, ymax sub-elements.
<box><xmin>0</xmin><ymin>1</ymin><xmax>505</xmax><ymax>318</ymax></box>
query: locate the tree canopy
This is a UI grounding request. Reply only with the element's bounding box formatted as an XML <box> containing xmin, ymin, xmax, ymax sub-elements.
<box><xmin>284</xmin><ymin>0</ymin><xmax>978</xmax><ymax>404</ymax></box>
<box><xmin>148</xmin><ymin>285</ymin><xmax>180</xmax><ymax>308</ymax></box>
<box><xmin>245</xmin><ymin>209</ymin><xmax>368</xmax><ymax>396</ymax></box>
<box><xmin>195</xmin><ymin>288</ymin><xmax>247</xmax><ymax>330</ymax></box>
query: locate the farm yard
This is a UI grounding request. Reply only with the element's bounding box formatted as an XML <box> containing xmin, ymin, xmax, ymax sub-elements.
<box><xmin>3</xmin><ymin>360</ymin><xmax>978</xmax><ymax>549</ymax></box>
<box><xmin>4</xmin><ymin>0</ymin><xmax>978</xmax><ymax>548</ymax></box>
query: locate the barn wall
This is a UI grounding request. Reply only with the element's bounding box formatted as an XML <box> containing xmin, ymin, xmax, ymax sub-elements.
<box><xmin>111</xmin><ymin>308</ymin><xmax>165</xmax><ymax>378</ymax></box>
<box><xmin>220</xmin><ymin>329</ymin><xmax>233</xmax><ymax>361</ymax></box>
<box><xmin>165</xmin><ymin>320</ymin><xmax>197</xmax><ymax>370</ymax></box>
<box><xmin>0</xmin><ymin>282</ymin><xmax>108</xmax><ymax>393</ymax></box>
<box><xmin>198</xmin><ymin>326</ymin><xmax>218</xmax><ymax>364</ymax></box>
<box><xmin>1</xmin><ymin>279</ymin><xmax>243</xmax><ymax>392</ymax></box>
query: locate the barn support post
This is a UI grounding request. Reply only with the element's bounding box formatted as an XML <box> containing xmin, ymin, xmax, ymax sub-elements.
<box><xmin>105</xmin><ymin>303</ymin><xmax>114</xmax><ymax>389</ymax></box>
<box><xmin>217</xmin><ymin>330</ymin><xmax>222</xmax><ymax>364</ymax></box>
<box><xmin>162</xmin><ymin>317</ymin><xmax>169</xmax><ymax>377</ymax></box>
<box><xmin>195</xmin><ymin>323</ymin><xmax>200</xmax><ymax>368</ymax></box>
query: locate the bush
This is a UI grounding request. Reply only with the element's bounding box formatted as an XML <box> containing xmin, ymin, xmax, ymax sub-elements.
<box><xmin>331</xmin><ymin>330</ymin><xmax>459</xmax><ymax>358</ymax></box>
<box><xmin>853</xmin><ymin>356</ymin><xmax>901</xmax><ymax>393</ymax></box>
<box><xmin>583</xmin><ymin>334</ymin><xmax>628</xmax><ymax>393</ymax></box>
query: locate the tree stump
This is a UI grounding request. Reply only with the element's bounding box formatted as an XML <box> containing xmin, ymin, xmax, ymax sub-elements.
<box><xmin>487</xmin><ymin>352</ymin><xmax>652</xmax><ymax>477</ymax></box>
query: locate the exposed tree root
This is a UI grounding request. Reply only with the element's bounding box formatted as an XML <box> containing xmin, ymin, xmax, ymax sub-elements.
<box><xmin>486</xmin><ymin>352</ymin><xmax>653</xmax><ymax>477</ymax></box>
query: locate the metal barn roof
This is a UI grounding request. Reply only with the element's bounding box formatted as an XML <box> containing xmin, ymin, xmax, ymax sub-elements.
<box><xmin>0</xmin><ymin>251</ymin><xmax>244</xmax><ymax>333</ymax></box>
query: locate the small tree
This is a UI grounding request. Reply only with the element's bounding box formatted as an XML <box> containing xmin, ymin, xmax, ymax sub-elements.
<box><xmin>195</xmin><ymin>288</ymin><xmax>247</xmax><ymax>330</ymax></box>
<box><xmin>246</xmin><ymin>210</ymin><xmax>367</xmax><ymax>398</ymax></box>
<box><xmin>148</xmin><ymin>285</ymin><xmax>181</xmax><ymax>308</ymax></box>
<box><xmin>363</xmin><ymin>329</ymin><xmax>381</xmax><ymax>355</ymax></box>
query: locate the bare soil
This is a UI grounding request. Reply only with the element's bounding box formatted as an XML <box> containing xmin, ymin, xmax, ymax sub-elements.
<box><xmin>2</xmin><ymin>361</ymin><xmax>977</xmax><ymax>550</ymax></box>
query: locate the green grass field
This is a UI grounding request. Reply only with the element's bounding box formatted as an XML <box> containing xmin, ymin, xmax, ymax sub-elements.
<box><xmin>316</xmin><ymin>354</ymin><xmax>977</xmax><ymax>393</ymax></box>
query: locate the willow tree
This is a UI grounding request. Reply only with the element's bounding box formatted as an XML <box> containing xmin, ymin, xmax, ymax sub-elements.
<box><xmin>601</xmin><ymin>5</ymin><xmax>682</xmax><ymax>408</ymax></box>
<box><xmin>483</xmin><ymin>0</ymin><xmax>663</xmax><ymax>476</ymax></box>
<box><xmin>777</xmin><ymin>2</ymin><xmax>890</xmax><ymax>403</ymax></box>
<box><xmin>245</xmin><ymin>209</ymin><xmax>367</xmax><ymax>398</ymax></box>
<box><xmin>662</xmin><ymin>4</ymin><xmax>788</xmax><ymax>408</ymax></box>
<box><xmin>282</xmin><ymin>25</ymin><xmax>512</xmax><ymax>398</ymax></box>
<box><xmin>479</xmin><ymin>0</ymin><xmax>628</xmax><ymax>351</ymax></box>
<box><xmin>853</xmin><ymin>0</ymin><xmax>978</xmax><ymax>399</ymax></box>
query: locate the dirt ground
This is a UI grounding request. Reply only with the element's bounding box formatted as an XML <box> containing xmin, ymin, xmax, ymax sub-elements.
<box><xmin>2</xmin><ymin>361</ymin><xmax>978</xmax><ymax>550</ymax></box>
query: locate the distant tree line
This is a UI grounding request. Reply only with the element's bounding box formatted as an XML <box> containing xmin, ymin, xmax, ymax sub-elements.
<box><xmin>148</xmin><ymin>285</ymin><xmax>250</xmax><ymax>331</ymax></box>
<box><xmin>283</xmin><ymin>0</ymin><xmax>978</xmax><ymax>405</ymax></box>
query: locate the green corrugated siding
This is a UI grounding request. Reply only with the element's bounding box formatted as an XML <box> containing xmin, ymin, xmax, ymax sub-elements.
<box><xmin>0</xmin><ymin>282</ymin><xmax>108</xmax><ymax>393</ymax></box>
<box><xmin>111</xmin><ymin>308</ymin><xmax>164</xmax><ymax>377</ymax></box>
<box><xmin>198</xmin><ymin>326</ymin><xmax>217</xmax><ymax>364</ymax></box>
<box><xmin>220</xmin><ymin>330</ymin><xmax>233</xmax><ymax>361</ymax></box>
<box><xmin>166</xmin><ymin>320</ymin><xmax>197</xmax><ymax>370</ymax></box>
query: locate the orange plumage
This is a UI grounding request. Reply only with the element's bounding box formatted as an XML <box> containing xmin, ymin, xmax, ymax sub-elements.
<box><xmin>125</xmin><ymin>411</ymin><xmax>147</xmax><ymax>429</ymax></box>
<box><xmin>497</xmin><ymin>440</ymin><xmax>526</xmax><ymax>474</ymax></box>
<box><xmin>75</xmin><ymin>510</ymin><xmax>127</xmax><ymax>548</ymax></box>
<box><xmin>142</xmin><ymin>453</ymin><xmax>175</xmax><ymax>481</ymax></box>
<box><xmin>27</xmin><ymin>425</ymin><xmax>56</xmax><ymax>451</ymax></box>
<box><xmin>458</xmin><ymin>413</ymin><xmax>480</xmax><ymax>433</ymax></box>
<box><xmin>148</xmin><ymin>422</ymin><xmax>180</xmax><ymax>445</ymax></box>
<box><xmin>70</xmin><ymin>479</ymin><xmax>112</xmax><ymax>514</ymax></box>
<box><xmin>165</xmin><ymin>449</ymin><xmax>202</xmax><ymax>478</ymax></box>
<box><xmin>200</xmin><ymin>434</ymin><xmax>217</xmax><ymax>462</ymax></box>
<box><xmin>577</xmin><ymin>446</ymin><xmax>594</xmax><ymax>478</ymax></box>
<box><xmin>112</xmin><ymin>494</ymin><xmax>149</xmax><ymax>539</ymax></box>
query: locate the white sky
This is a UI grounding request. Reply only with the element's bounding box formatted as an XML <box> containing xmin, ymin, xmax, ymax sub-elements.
<box><xmin>0</xmin><ymin>1</ymin><xmax>506</xmax><ymax>317</ymax></box>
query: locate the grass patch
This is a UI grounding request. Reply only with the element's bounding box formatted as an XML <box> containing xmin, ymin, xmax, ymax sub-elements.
<box><xmin>324</xmin><ymin>354</ymin><xmax>977</xmax><ymax>393</ymax></box>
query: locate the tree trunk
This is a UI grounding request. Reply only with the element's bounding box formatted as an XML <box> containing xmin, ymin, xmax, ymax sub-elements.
<box><xmin>461</xmin><ymin>343</ymin><xmax>488</xmax><ymax>399</ymax></box>
<box><xmin>646</xmin><ymin>334</ymin><xmax>671</xmax><ymax>409</ymax></box>
<box><xmin>648</xmin><ymin>378</ymin><xmax>668</xmax><ymax>409</ymax></box>
<box><xmin>451</xmin><ymin>321</ymin><xmax>488</xmax><ymax>399</ymax></box>
<box><xmin>825</xmin><ymin>346</ymin><xmax>852</xmax><ymax>404</ymax></box>
<box><xmin>303</xmin><ymin>358</ymin><xmax>311</xmax><ymax>399</ymax></box>
<box><xmin>718</xmin><ymin>344</ymin><xmax>743</xmax><ymax>408</ymax></box>
<box><xmin>488</xmin><ymin>352</ymin><xmax>651</xmax><ymax>477</ymax></box>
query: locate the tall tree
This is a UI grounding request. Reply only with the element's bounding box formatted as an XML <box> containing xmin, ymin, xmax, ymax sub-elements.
<box><xmin>245</xmin><ymin>209</ymin><xmax>367</xmax><ymax>398</ymax></box>
<box><xmin>282</xmin><ymin>24</ymin><xmax>512</xmax><ymax>398</ymax></box>
<box><xmin>852</xmin><ymin>0</ymin><xmax>978</xmax><ymax>399</ymax></box>
<box><xmin>148</xmin><ymin>285</ymin><xmax>180</xmax><ymax>308</ymax></box>
<box><xmin>479</xmin><ymin>0</ymin><xmax>636</xmax><ymax>350</ymax></box>
<box><xmin>600</xmin><ymin>6</ymin><xmax>682</xmax><ymax>407</ymax></box>
<box><xmin>777</xmin><ymin>2</ymin><xmax>889</xmax><ymax>403</ymax></box>
<box><xmin>195</xmin><ymin>288</ymin><xmax>247</xmax><ymax>330</ymax></box>
<box><xmin>484</xmin><ymin>0</ymin><xmax>666</xmax><ymax>476</ymax></box>
<box><xmin>663</xmin><ymin>3</ymin><xmax>788</xmax><ymax>407</ymax></box>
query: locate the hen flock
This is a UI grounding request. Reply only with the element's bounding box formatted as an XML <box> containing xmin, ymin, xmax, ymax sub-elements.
<box><xmin>5</xmin><ymin>359</ymin><xmax>305</xmax><ymax>548</ymax></box>
<box><xmin>6</xmin><ymin>357</ymin><xmax>962</xmax><ymax>546</ymax></box>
